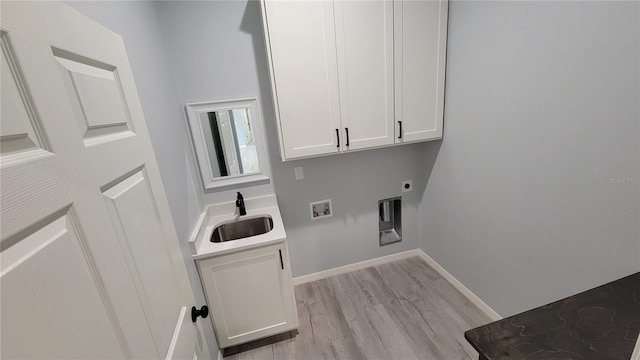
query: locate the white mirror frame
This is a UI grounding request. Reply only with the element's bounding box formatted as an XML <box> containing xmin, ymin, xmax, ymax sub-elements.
<box><xmin>185</xmin><ymin>98</ymin><xmax>270</xmax><ymax>190</ymax></box>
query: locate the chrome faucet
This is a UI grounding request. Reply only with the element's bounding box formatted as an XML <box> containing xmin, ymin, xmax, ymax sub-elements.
<box><xmin>236</xmin><ymin>192</ymin><xmax>247</xmax><ymax>216</ymax></box>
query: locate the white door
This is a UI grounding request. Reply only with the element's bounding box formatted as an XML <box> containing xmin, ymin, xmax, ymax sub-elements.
<box><xmin>334</xmin><ymin>0</ymin><xmax>394</xmax><ymax>151</ymax></box>
<box><xmin>0</xmin><ymin>2</ymin><xmax>210</xmax><ymax>359</ymax></box>
<box><xmin>394</xmin><ymin>0</ymin><xmax>448</xmax><ymax>143</ymax></box>
<box><xmin>262</xmin><ymin>0</ymin><xmax>342</xmax><ymax>160</ymax></box>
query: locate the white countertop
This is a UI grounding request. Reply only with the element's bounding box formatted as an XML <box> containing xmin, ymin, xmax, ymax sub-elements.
<box><xmin>189</xmin><ymin>194</ymin><xmax>287</xmax><ymax>260</ymax></box>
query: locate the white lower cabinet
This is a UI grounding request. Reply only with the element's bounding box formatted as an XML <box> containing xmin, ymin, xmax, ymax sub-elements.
<box><xmin>196</xmin><ymin>242</ymin><xmax>298</xmax><ymax>348</ymax></box>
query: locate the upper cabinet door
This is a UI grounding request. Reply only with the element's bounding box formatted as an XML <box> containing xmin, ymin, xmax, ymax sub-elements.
<box><xmin>394</xmin><ymin>0</ymin><xmax>448</xmax><ymax>143</ymax></box>
<box><xmin>335</xmin><ymin>0</ymin><xmax>395</xmax><ymax>151</ymax></box>
<box><xmin>262</xmin><ymin>0</ymin><xmax>342</xmax><ymax>160</ymax></box>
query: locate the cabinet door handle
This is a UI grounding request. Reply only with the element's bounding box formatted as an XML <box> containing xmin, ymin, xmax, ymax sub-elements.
<box><xmin>398</xmin><ymin>121</ymin><xmax>403</xmax><ymax>139</ymax></box>
<box><xmin>279</xmin><ymin>249</ymin><xmax>284</xmax><ymax>270</ymax></box>
<box><xmin>345</xmin><ymin>128</ymin><xmax>350</xmax><ymax>147</ymax></box>
<box><xmin>336</xmin><ymin>129</ymin><xmax>340</xmax><ymax>148</ymax></box>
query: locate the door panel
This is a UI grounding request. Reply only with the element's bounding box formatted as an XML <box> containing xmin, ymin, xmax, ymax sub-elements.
<box><xmin>394</xmin><ymin>0</ymin><xmax>447</xmax><ymax>143</ymax></box>
<box><xmin>0</xmin><ymin>2</ymin><xmax>207</xmax><ymax>359</ymax></box>
<box><xmin>0</xmin><ymin>208</ymin><xmax>124</xmax><ymax>359</ymax></box>
<box><xmin>335</xmin><ymin>0</ymin><xmax>394</xmax><ymax>150</ymax></box>
<box><xmin>198</xmin><ymin>243</ymin><xmax>297</xmax><ymax>347</ymax></box>
<box><xmin>263</xmin><ymin>0</ymin><xmax>341</xmax><ymax>159</ymax></box>
<box><xmin>102</xmin><ymin>168</ymin><xmax>185</xmax><ymax>351</ymax></box>
<box><xmin>211</xmin><ymin>251</ymin><xmax>286</xmax><ymax>338</ymax></box>
<box><xmin>0</xmin><ymin>31</ymin><xmax>51</xmax><ymax>166</ymax></box>
<box><xmin>53</xmin><ymin>51</ymin><xmax>135</xmax><ymax>146</ymax></box>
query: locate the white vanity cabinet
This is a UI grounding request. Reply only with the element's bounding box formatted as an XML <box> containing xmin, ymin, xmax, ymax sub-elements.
<box><xmin>261</xmin><ymin>0</ymin><xmax>448</xmax><ymax>161</ymax></box>
<box><xmin>196</xmin><ymin>241</ymin><xmax>298</xmax><ymax>348</ymax></box>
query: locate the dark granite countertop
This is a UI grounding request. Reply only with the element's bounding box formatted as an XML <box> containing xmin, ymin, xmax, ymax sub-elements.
<box><xmin>465</xmin><ymin>272</ymin><xmax>640</xmax><ymax>360</ymax></box>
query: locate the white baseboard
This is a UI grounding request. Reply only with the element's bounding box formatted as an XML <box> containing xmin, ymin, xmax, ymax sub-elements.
<box><xmin>292</xmin><ymin>249</ymin><xmax>419</xmax><ymax>285</ymax></box>
<box><xmin>217</xmin><ymin>350</ymin><xmax>223</xmax><ymax>360</ymax></box>
<box><xmin>417</xmin><ymin>249</ymin><xmax>502</xmax><ymax>321</ymax></box>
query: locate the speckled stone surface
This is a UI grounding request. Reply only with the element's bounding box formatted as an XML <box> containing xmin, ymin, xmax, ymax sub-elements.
<box><xmin>465</xmin><ymin>273</ymin><xmax>640</xmax><ymax>360</ymax></box>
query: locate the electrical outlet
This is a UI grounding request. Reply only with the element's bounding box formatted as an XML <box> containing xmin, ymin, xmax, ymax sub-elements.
<box><xmin>402</xmin><ymin>180</ymin><xmax>413</xmax><ymax>193</ymax></box>
<box><xmin>294</xmin><ymin>166</ymin><xmax>304</xmax><ymax>180</ymax></box>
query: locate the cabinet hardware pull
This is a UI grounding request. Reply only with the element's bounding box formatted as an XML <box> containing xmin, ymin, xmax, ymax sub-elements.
<box><xmin>398</xmin><ymin>121</ymin><xmax>403</xmax><ymax>139</ymax></box>
<box><xmin>345</xmin><ymin>128</ymin><xmax>350</xmax><ymax>147</ymax></box>
<box><xmin>279</xmin><ymin>249</ymin><xmax>284</xmax><ymax>270</ymax></box>
<box><xmin>336</xmin><ymin>129</ymin><xmax>340</xmax><ymax>147</ymax></box>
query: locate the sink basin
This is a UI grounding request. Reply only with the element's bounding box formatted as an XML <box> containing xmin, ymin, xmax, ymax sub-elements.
<box><xmin>210</xmin><ymin>216</ymin><xmax>274</xmax><ymax>243</ymax></box>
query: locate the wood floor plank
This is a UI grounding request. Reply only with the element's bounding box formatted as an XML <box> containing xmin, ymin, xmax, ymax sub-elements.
<box><xmin>433</xmin><ymin>278</ymin><xmax>492</xmax><ymax>326</ymax></box>
<box><xmin>378</xmin><ymin>297</ymin><xmax>447</xmax><ymax>359</ymax></box>
<box><xmin>313</xmin><ymin>279</ymin><xmax>365</xmax><ymax>360</ymax></box>
<box><xmin>400</xmin><ymin>293</ymin><xmax>473</xmax><ymax>359</ymax></box>
<box><xmin>302</xmin><ymin>282</ymin><xmax>340</xmax><ymax>360</ymax></box>
<box><xmin>414</xmin><ymin>282</ymin><xmax>484</xmax><ymax>359</ymax></box>
<box><xmin>222</xmin><ymin>256</ymin><xmax>492</xmax><ymax>359</ymax></box>
<box><xmin>332</xmin><ymin>274</ymin><xmax>394</xmax><ymax>360</ymax></box>
<box><xmin>365</xmin><ymin>303</ymin><xmax>422</xmax><ymax>360</ymax></box>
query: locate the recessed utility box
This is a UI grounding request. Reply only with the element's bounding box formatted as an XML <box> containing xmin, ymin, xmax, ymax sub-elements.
<box><xmin>378</xmin><ymin>197</ymin><xmax>401</xmax><ymax>246</ymax></box>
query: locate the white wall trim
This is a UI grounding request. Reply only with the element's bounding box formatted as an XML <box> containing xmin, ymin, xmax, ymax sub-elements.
<box><xmin>292</xmin><ymin>250</ymin><xmax>419</xmax><ymax>285</ymax></box>
<box><xmin>217</xmin><ymin>350</ymin><xmax>223</xmax><ymax>360</ymax></box>
<box><xmin>417</xmin><ymin>249</ymin><xmax>502</xmax><ymax>321</ymax></box>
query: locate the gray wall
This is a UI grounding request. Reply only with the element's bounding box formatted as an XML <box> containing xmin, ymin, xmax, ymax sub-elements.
<box><xmin>65</xmin><ymin>2</ymin><xmax>217</xmax><ymax>357</ymax></box>
<box><xmin>68</xmin><ymin>2</ymin><xmax>425</xmax><ymax>357</ymax></box>
<box><xmin>67</xmin><ymin>0</ymin><xmax>639</xmax><ymax>348</ymax></box>
<box><xmin>156</xmin><ymin>0</ymin><xmax>275</xmax><ymax>205</ymax></box>
<box><xmin>157</xmin><ymin>0</ymin><xmax>427</xmax><ymax>277</ymax></box>
<box><xmin>419</xmin><ymin>0</ymin><xmax>640</xmax><ymax>317</ymax></box>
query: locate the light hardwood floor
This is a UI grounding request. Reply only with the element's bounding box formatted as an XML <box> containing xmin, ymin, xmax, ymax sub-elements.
<box><xmin>223</xmin><ymin>256</ymin><xmax>491</xmax><ymax>359</ymax></box>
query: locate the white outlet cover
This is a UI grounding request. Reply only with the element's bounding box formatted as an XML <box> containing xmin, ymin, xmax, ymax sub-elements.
<box><xmin>402</xmin><ymin>180</ymin><xmax>413</xmax><ymax>193</ymax></box>
<box><xmin>294</xmin><ymin>166</ymin><xmax>304</xmax><ymax>180</ymax></box>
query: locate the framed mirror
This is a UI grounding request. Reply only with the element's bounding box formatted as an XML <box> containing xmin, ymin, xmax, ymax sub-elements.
<box><xmin>185</xmin><ymin>98</ymin><xmax>269</xmax><ymax>190</ymax></box>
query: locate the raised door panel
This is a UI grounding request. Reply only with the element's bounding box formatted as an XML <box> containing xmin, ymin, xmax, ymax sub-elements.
<box><xmin>53</xmin><ymin>51</ymin><xmax>135</xmax><ymax>147</ymax></box>
<box><xmin>198</xmin><ymin>243</ymin><xmax>297</xmax><ymax>348</ymax></box>
<box><xmin>262</xmin><ymin>0</ymin><xmax>341</xmax><ymax>159</ymax></box>
<box><xmin>0</xmin><ymin>210</ymin><xmax>124</xmax><ymax>359</ymax></box>
<box><xmin>102</xmin><ymin>169</ymin><xmax>186</xmax><ymax>354</ymax></box>
<box><xmin>335</xmin><ymin>0</ymin><xmax>394</xmax><ymax>151</ymax></box>
<box><xmin>394</xmin><ymin>0</ymin><xmax>448</xmax><ymax>143</ymax></box>
<box><xmin>0</xmin><ymin>31</ymin><xmax>51</xmax><ymax>167</ymax></box>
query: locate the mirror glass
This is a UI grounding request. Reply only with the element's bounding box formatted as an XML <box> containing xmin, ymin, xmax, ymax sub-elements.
<box><xmin>201</xmin><ymin>108</ymin><xmax>257</xmax><ymax>177</ymax></box>
<box><xmin>186</xmin><ymin>98</ymin><xmax>269</xmax><ymax>190</ymax></box>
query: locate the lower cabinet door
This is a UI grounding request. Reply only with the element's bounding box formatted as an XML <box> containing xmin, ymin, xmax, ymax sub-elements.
<box><xmin>197</xmin><ymin>242</ymin><xmax>298</xmax><ymax>348</ymax></box>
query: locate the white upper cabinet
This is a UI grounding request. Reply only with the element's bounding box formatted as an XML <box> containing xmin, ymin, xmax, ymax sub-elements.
<box><xmin>262</xmin><ymin>0</ymin><xmax>448</xmax><ymax>161</ymax></box>
<box><xmin>394</xmin><ymin>0</ymin><xmax>448</xmax><ymax>143</ymax></box>
<box><xmin>334</xmin><ymin>0</ymin><xmax>395</xmax><ymax>151</ymax></box>
<box><xmin>262</xmin><ymin>1</ymin><xmax>341</xmax><ymax>159</ymax></box>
